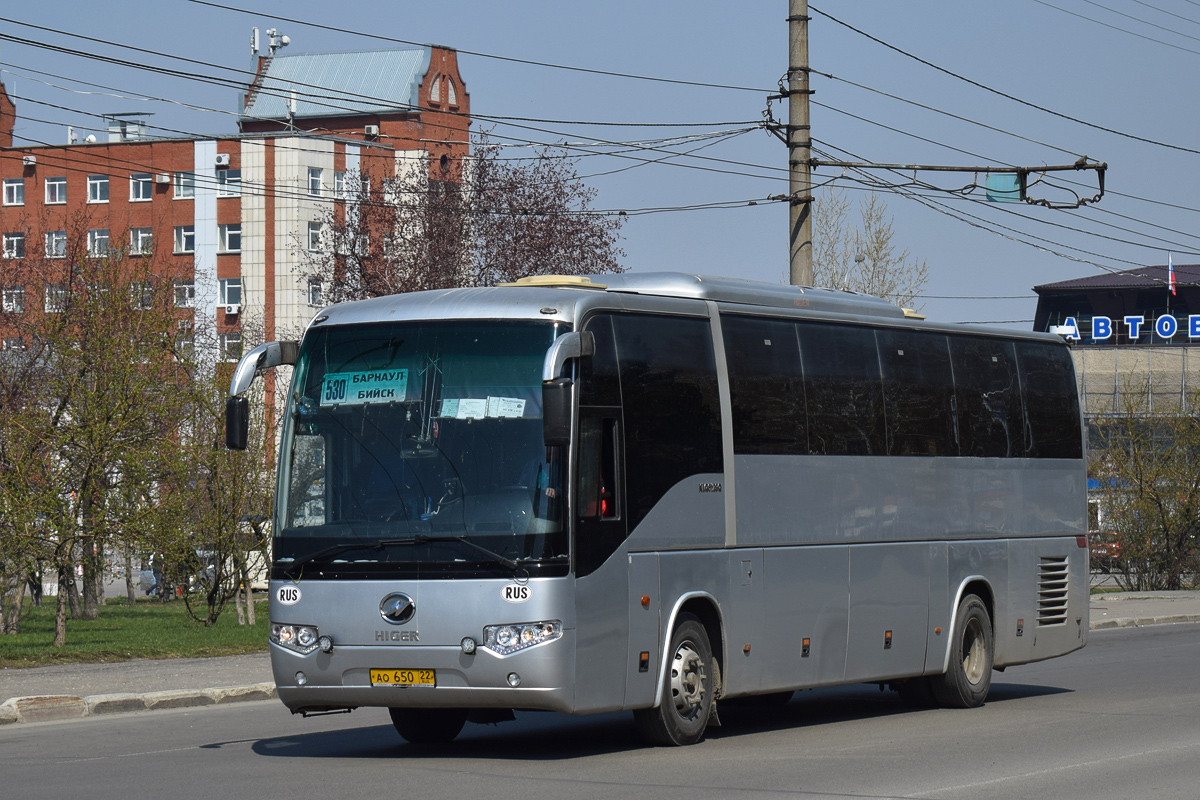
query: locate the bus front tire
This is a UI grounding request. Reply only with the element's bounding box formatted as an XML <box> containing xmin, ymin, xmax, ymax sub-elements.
<box><xmin>633</xmin><ymin>613</ymin><xmax>714</xmax><ymax>746</ymax></box>
<box><xmin>388</xmin><ymin>707</ymin><xmax>468</xmax><ymax>744</ymax></box>
<box><xmin>932</xmin><ymin>593</ymin><xmax>993</xmax><ymax>709</ymax></box>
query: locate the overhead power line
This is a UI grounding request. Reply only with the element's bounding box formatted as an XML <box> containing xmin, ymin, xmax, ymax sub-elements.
<box><xmin>808</xmin><ymin>4</ymin><xmax>1200</xmax><ymax>156</ymax></box>
<box><xmin>184</xmin><ymin>0</ymin><xmax>774</xmax><ymax>94</ymax></box>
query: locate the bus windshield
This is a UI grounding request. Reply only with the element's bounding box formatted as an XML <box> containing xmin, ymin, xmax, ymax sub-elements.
<box><xmin>275</xmin><ymin>320</ymin><xmax>568</xmax><ymax>579</ymax></box>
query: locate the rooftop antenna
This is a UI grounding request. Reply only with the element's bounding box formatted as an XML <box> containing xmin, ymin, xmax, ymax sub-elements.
<box><xmin>251</xmin><ymin>27</ymin><xmax>260</xmax><ymax>56</ymax></box>
<box><xmin>265</xmin><ymin>28</ymin><xmax>290</xmax><ymax>57</ymax></box>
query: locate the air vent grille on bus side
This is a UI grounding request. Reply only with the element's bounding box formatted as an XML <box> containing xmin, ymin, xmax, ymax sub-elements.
<box><xmin>1037</xmin><ymin>556</ymin><xmax>1070</xmax><ymax>626</ymax></box>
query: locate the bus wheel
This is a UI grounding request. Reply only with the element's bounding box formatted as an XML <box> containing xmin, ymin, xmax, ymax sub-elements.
<box><xmin>633</xmin><ymin>613</ymin><xmax>714</xmax><ymax>746</ymax></box>
<box><xmin>388</xmin><ymin>707</ymin><xmax>468</xmax><ymax>744</ymax></box>
<box><xmin>932</xmin><ymin>594</ymin><xmax>993</xmax><ymax>709</ymax></box>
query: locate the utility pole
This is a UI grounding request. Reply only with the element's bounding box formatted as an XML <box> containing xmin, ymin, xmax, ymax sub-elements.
<box><xmin>788</xmin><ymin>0</ymin><xmax>813</xmax><ymax>286</ymax></box>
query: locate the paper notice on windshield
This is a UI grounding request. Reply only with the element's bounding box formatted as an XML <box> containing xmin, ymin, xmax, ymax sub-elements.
<box><xmin>487</xmin><ymin>397</ymin><xmax>526</xmax><ymax>418</ymax></box>
<box><xmin>441</xmin><ymin>398</ymin><xmax>488</xmax><ymax>419</ymax></box>
<box><xmin>320</xmin><ymin>370</ymin><xmax>408</xmax><ymax>406</ymax></box>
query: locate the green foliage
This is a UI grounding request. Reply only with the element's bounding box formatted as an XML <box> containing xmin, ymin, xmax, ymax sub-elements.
<box><xmin>1091</xmin><ymin>394</ymin><xmax>1200</xmax><ymax>590</ymax></box>
<box><xmin>0</xmin><ymin>596</ymin><xmax>268</xmax><ymax>667</ymax></box>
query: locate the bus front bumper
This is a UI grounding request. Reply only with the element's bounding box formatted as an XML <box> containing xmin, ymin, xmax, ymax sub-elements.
<box><xmin>271</xmin><ymin>630</ymin><xmax>576</xmax><ymax>714</ymax></box>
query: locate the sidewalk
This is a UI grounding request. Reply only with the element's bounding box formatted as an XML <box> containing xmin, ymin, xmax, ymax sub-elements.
<box><xmin>3</xmin><ymin>591</ymin><xmax>1199</xmax><ymax>725</ymax></box>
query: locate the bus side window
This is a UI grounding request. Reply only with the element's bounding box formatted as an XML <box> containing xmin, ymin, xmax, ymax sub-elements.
<box><xmin>577</xmin><ymin>415</ymin><xmax>620</xmax><ymax>520</ymax></box>
<box><xmin>1015</xmin><ymin>341</ymin><xmax>1082</xmax><ymax>459</ymax></box>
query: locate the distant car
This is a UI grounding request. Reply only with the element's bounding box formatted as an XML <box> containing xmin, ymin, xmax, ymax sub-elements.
<box><xmin>1089</xmin><ymin>531</ymin><xmax>1122</xmax><ymax>569</ymax></box>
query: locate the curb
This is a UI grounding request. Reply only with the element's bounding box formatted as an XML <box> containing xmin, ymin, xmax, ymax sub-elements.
<box><xmin>0</xmin><ymin>682</ymin><xmax>276</xmax><ymax>725</ymax></box>
<box><xmin>1090</xmin><ymin>614</ymin><xmax>1200</xmax><ymax>630</ymax></box>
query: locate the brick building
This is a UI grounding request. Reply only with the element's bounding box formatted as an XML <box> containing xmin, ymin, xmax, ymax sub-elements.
<box><xmin>0</xmin><ymin>39</ymin><xmax>470</xmax><ymax>356</ymax></box>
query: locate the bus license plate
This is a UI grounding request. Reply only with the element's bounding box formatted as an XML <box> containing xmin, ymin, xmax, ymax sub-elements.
<box><xmin>370</xmin><ymin>668</ymin><xmax>435</xmax><ymax>687</ymax></box>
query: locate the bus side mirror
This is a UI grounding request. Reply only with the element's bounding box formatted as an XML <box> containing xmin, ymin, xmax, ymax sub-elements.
<box><xmin>543</xmin><ymin>379</ymin><xmax>572</xmax><ymax>447</ymax></box>
<box><xmin>226</xmin><ymin>397</ymin><xmax>249</xmax><ymax>450</ymax></box>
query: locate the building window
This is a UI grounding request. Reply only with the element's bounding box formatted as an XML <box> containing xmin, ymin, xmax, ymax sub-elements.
<box><xmin>1</xmin><ymin>337</ymin><xmax>25</xmax><ymax>351</ymax></box>
<box><xmin>130</xmin><ymin>281</ymin><xmax>154</xmax><ymax>311</ymax></box>
<box><xmin>2</xmin><ymin>285</ymin><xmax>25</xmax><ymax>314</ymax></box>
<box><xmin>2</xmin><ymin>179</ymin><xmax>24</xmax><ymax>206</ymax></box>
<box><xmin>219</xmin><ymin>332</ymin><xmax>242</xmax><ymax>362</ymax></box>
<box><xmin>218</xmin><ymin>223</ymin><xmax>241</xmax><ymax>253</ymax></box>
<box><xmin>45</xmin><ymin>177</ymin><xmax>67</xmax><ymax>205</ymax></box>
<box><xmin>333</xmin><ymin>171</ymin><xmax>346</xmax><ymax>198</ymax></box>
<box><xmin>174</xmin><ymin>225</ymin><xmax>195</xmax><ymax>254</ymax></box>
<box><xmin>447</xmin><ymin>78</ymin><xmax>457</xmax><ymax>106</ymax></box>
<box><xmin>87</xmin><ymin>228</ymin><xmax>110</xmax><ymax>257</ymax></box>
<box><xmin>130</xmin><ymin>227</ymin><xmax>153</xmax><ymax>255</ymax></box>
<box><xmin>174</xmin><ymin>280</ymin><xmax>195</xmax><ymax>308</ymax></box>
<box><xmin>307</xmin><ymin>221</ymin><xmax>323</xmax><ymax>251</ymax></box>
<box><xmin>45</xmin><ymin>230</ymin><xmax>67</xmax><ymax>258</ymax></box>
<box><xmin>431</xmin><ymin>75</ymin><xmax>441</xmax><ymax>103</ymax></box>
<box><xmin>217</xmin><ymin>169</ymin><xmax>241</xmax><ymax>197</ymax></box>
<box><xmin>308</xmin><ymin>167</ymin><xmax>323</xmax><ymax>196</ymax></box>
<box><xmin>307</xmin><ymin>278</ymin><xmax>323</xmax><ymax>307</ymax></box>
<box><xmin>219</xmin><ymin>278</ymin><xmax>242</xmax><ymax>307</ymax></box>
<box><xmin>174</xmin><ymin>172</ymin><xmax>195</xmax><ymax>199</ymax></box>
<box><xmin>2</xmin><ymin>232</ymin><xmax>25</xmax><ymax>259</ymax></box>
<box><xmin>129</xmin><ymin>173</ymin><xmax>153</xmax><ymax>201</ymax></box>
<box><xmin>87</xmin><ymin>175</ymin><xmax>109</xmax><ymax>203</ymax></box>
<box><xmin>44</xmin><ymin>284</ymin><xmax>67</xmax><ymax>313</ymax></box>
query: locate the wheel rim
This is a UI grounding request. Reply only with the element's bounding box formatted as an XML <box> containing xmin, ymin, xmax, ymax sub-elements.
<box><xmin>669</xmin><ymin>639</ymin><xmax>707</xmax><ymax>721</ymax></box>
<box><xmin>961</xmin><ymin>617</ymin><xmax>987</xmax><ymax>685</ymax></box>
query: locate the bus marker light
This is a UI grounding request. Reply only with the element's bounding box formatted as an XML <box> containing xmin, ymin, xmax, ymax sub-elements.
<box><xmin>296</xmin><ymin>672</ymin><xmax>307</xmax><ymax>686</ymax></box>
<box><xmin>802</xmin><ymin>638</ymin><xmax>810</xmax><ymax>657</ymax></box>
<box><xmin>743</xmin><ymin>644</ymin><xmax>751</xmax><ymax>654</ymax></box>
<box><xmin>507</xmin><ymin>673</ymin><xmax>521</xmax><ymax>687</ymax></box>
<box><xmin>461</xmin><ymin>637</ymin><xmax>477</xmax><ymax>654</ymax></box>
<box><xmin>934</xmin><ymin>627</ymin><xmax>942</xmax><ymax>636</ymax></box>
<box><xmin>640</xmin><ymin>595</ymin><xmax>650</xmax><ymax>608</ymax></box>
<box><xmin>884</xmin><ymin>631</ymin><xmax>893</xmax><ymax>649</ymax></box>
<box><xmin>318</xmin><ymin>635</ymin><xmax>334</xmax><ymax>653</ymax></box>
<box><xmin>638</xmin><ymin>652</ymin><xmax>650</xmax><ymax>672</ymax></box>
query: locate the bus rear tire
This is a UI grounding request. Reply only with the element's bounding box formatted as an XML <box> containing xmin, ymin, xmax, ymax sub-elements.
<box><xmin>633</xmin><ymin>613</ymin><xmax>714</xmax><ymax>746</ymax></box>
<box><xmin>932</xmin><ymin>593</ymin><xmax>993</xmax><ymax>709</ymax></box>
<box><xmin>388</xmin><ymin>707</ymin><xmax>467</xmax><ymax>744</ymax></box>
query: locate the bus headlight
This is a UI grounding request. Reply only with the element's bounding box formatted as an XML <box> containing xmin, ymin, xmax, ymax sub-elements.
<box><xmin>481</xmin><ymin>620</ymin><xmax>562</xmax><ymax>656</ymax></box>
<box><xmin>271</xmin><ymin>622</ymin><xmax>321</xmax><ymax>654</ymax></box>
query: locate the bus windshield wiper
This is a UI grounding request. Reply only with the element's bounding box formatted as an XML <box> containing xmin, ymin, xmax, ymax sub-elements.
<box><xmin>419</xmin><ymin>535</ymin><xmax>521</xmax><ymax>572</ymax></box>
<box><xmin>282</xmin><ymin>537</ymin><xmax>429</xmax><ymax>574</ymax></box>
<box><xmin>282</xmin><ymin>535</ymin><xmax>520</xmax><ymax>575</ymax></box>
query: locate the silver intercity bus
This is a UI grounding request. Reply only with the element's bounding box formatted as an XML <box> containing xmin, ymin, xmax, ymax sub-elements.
<box><xmin>226</xmin><ymin>273</ymin><xmax>1088</xmax><ymax>746</ymax></box>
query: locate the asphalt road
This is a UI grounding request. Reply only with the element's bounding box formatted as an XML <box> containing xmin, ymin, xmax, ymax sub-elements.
<box><xmin>4</xmin><ymin>623</ymin><xmax>1199</xmax><ymax>800</ymax></box>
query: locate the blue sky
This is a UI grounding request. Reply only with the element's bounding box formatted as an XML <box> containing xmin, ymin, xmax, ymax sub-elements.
<box><xmin>2</xmin><ymin>1</ymin><xmax>1196</xmax><ymax>328</ymax></box>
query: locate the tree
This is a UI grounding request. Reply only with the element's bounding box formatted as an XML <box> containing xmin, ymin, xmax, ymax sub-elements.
<box><xmin>812</xmin><ymin>188</ymin><xmax>929</xmax><ymax>310</ymax></box>
<box><xmin>302</xmin><ymin>133</ymin><xmax>626</xmax><ymax>302</ymax></box>
<box><xmin>0</xmin><ymin>216</ymin><xmax>195</xmax><ymax>643</ymax></box>
<box><xmin>1091</xmin><ymin>386</ymin><xmax>1200</xmax><ymax>591</ymax></box>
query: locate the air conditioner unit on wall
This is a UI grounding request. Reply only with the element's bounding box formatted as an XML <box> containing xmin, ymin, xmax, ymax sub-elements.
<box><xmin>225</xmin><ymin>304</ymin><xmax>241</xmax><ymax>315</ymax></box>
<box><xmin>22</xmin><ymin>155</ymin><xmax>36</xmax><ymax>167</ymax></box>
<box><xmin>364</xmin><ymin>124</ymin><xmax>379</xmax><ymax>137</ymax></box>
<box><xmin>215</xmin><ymin>153</ymin><xmax>231</xmax><ymax>167</ymax></box>
<box><xmin>155</xmin><ymin>173</ymin><xmax>171</xmax><ymax>184</ymax></box>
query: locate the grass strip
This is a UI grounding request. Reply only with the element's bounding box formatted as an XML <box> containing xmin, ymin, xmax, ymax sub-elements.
<box><xmin>0</xmin><ymin>597</ymin><xmax>269</xmax><ymax>668</ymax></box>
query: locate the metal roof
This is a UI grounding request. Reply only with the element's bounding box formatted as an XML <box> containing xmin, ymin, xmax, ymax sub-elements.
<box><xmin>1033</xmin><ymin>263</ymin><xmax>1200</xmax><ymax>293</ymax></box>
<box><xmin>241</xmin><ymin>47</ymin><xmax>431</xmax><ymax>120</ymax></box>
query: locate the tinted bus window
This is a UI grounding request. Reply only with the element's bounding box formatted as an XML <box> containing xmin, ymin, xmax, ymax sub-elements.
<box><xmin>878</xmin><ymin>328</ymin><xmax>958</xmax><ymax>456</ymax></box>
<box><xmin>950</xmin><ymin>336</ymin><xmax>1024</xmax><ymax>458</ymax></box>
<box><xmin>796</xmin><ymin>322</ymin><xmax>885</xmax><ymax>456</ymax></box>
<box><xmin>612</xmin><ymin>314</ymin><xmax>723</xmax><ymax>530</ymax></box>
<box><xmin>578</xmin><ymin>313</ymin><xmax>621</xmax><ymax>406</ymax></box>
<box><xmin>722</xmin><ymin>314</ymin><xmax>808</xmax><ymax>455</ymax></box>
<box><xmin>1016</xmin><ymin>341</ymin><xmax>1082</xmax><ymax>459</ymax></box>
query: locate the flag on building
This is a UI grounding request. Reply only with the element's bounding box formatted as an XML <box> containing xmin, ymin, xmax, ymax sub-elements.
<box><xmin>1169</xmin><ymin>253</ymin><xmax>1176</xmax><ymax>296</ymax></box>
